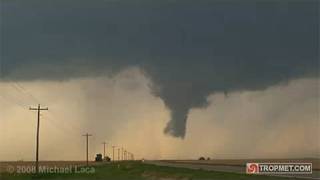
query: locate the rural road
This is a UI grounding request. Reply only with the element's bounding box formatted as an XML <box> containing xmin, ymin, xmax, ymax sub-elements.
<box><xmin>144</xmin><ymin>160</ymin><xmax>320</xmax><ymax>180</ymax></box>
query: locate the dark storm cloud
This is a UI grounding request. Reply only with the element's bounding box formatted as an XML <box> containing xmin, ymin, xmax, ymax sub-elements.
<box><xmin>0</xmin><ymin>0</ymin><xmax>318</xmax><ymax>137</ymax></box>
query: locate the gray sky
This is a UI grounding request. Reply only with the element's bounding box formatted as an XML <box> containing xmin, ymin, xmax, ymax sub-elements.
<box><xmin>0</xmin><ymin>0</ymin><xmax>319</xmax><ymax>160</ymax></box>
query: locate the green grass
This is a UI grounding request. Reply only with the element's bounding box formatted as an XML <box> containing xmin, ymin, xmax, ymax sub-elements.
<box><xmin>0</xmin><ymin>161</ymin><xmax>294</xmax><ymax>180</ymax></box>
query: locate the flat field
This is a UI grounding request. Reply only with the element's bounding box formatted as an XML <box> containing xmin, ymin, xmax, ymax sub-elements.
<box><xmin>167</xmin><ymin>159</ymin><xmax>320</xmax><ymax>170</ymax></box>
<box><xmin>0</xmin><ymin>161</ymin><xmax>307</xmax><ymax>180</ymax></box>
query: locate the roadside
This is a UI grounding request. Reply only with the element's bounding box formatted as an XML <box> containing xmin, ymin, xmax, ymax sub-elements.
<box><xmin>144</xmin><ymin>160</ymin><xmax>320</xmax><ymax>180</ymax></box>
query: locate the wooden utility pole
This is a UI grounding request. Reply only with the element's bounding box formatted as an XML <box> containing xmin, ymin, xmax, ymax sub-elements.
<box><xmin>29</xmin><ymin>104</ymin><xmax>48</xmax><ymax>174</ymax></box>
<box><xmin>102</xmin><ymin>142</ymin><xmax>107</xmax><ymax>159</ymax></box>
<box><xmin>112</xmin><ymin>146</ymin><xmax>115</xmax><ymax>161</ymax></box>
<box><xmin>82</xmin><ymin>133</ymin><xmax>92</xmax><ymax>166</ymax></box>
<box><xmin>121</xmin><ymin>147</ymin><xmax>123</xmax><ymax>160</ymax></box>
<box><xmin>118</xmin><ymin>148</ymin><xmax>120</xmax><ymax>161</ymax></box>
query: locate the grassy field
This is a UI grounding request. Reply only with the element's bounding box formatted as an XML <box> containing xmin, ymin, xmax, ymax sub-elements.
<box><xmin>0</xmin><ymin>161</ymin><xmax>298</xmax><ymax>180</ymax></box>
<box><xmin>169</xmin><ymin>159</ymin><xmax>320</xmax><ymax>170</ymax></box>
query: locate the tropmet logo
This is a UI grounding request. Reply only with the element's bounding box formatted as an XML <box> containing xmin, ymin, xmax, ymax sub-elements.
<box><xmin>246</xmin><ymin>163</ymin><xmax>259</xmax><ymax>174</ymax></box>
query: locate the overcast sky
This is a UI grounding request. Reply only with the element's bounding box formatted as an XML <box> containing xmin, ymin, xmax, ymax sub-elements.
<box><xmin>0</xmin><ymin>0</ymin><xmax>319</xmax><ymax>160</ymax></box>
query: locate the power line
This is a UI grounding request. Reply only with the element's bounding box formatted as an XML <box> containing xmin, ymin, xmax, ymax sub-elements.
<box><xmin>47</xmin><ymin>109</ymin><xmax>83</xmax><ymax>133</ymax></box>
<box><xmin>7</xmin><ymin>82</ymin><xmax>82</xmax><ymax>137</ymax></box>
<box><xmin>0</xmin><ymin>82</ymin><xmax>37</xmax><ymax>110</ymax></box>
<box><xmin>12</xmin><ymin>82</ymin><xmax>40</xmax><ymax>103</ymax></box>
<box><xmin>10</xmin><ymin>83</ymin><xmax>37</xmax><ymax>103</ymax></box>
<box><xmin>0</xmin><ymin>94</ymin><xmax>27</xmax><ymax>110</ymax></box>
<box><xmin>2</xmin><ymin>81</ymin><xmax>139</xmax><ymax>163</ymax></box>
<box><xmin>42</xmin><ymin>114</ymin><xmax>79</xmax><ymax>138</ymax></box>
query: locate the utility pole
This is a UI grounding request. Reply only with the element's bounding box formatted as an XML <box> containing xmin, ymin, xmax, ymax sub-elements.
<box><xmin>82</xmin><ymin>133</ymin><xmax>92</xmax><ymax>166</ymax></box>
<box><xmin>112</xmin><ymin>146</ymin><xmax>115</xmax><ymax>161</ymax></box>
<box><xmin>29</xmin><ymin>104</ymin><xmax>48</xmax><ymax>174</ymax></box>
<box><xmin>121</xmin><ymin>147</ymin><xmax>124</xmax><ymax>161</ymax></box>
<box><xmin>102</xmin><ymin>142</ymin><xmax>107</xmax><ymax>160</ymax></box>
<box><xmin>118</xmin><ymin>148</ymin><xmax>120</xmax><ymax>161</ymax></box>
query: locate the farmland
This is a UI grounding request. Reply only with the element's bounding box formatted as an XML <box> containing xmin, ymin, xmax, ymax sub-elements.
<box><xmin>0</xmin><ymin>161</ymin><xmax>307</xmax><ymax>180</ymax></box>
